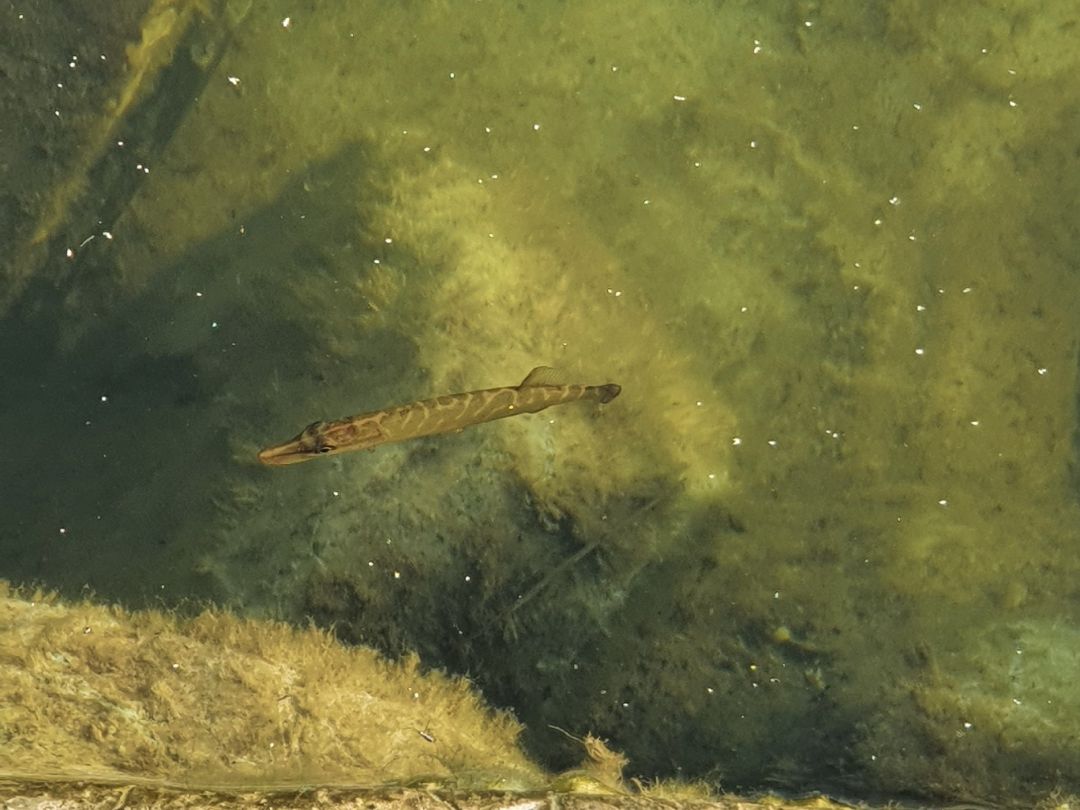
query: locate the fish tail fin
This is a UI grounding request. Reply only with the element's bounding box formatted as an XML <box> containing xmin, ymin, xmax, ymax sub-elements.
<box><xmin>594</xmin><ymin>383</ymin><xmax>621</xmax><ymax>403</ymax></box>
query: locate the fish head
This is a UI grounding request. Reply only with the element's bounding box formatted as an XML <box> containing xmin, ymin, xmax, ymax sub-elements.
<box><xmin>257</xmin><ymin>420</ymin><xmax>338</xmax><ymax>466</ymax></box>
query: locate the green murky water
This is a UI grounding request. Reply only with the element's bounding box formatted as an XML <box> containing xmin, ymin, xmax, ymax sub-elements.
<box><xmin>2</xmin><ymin>2</ymin><xmax>1079</xmax><ymax>804</ymax></box>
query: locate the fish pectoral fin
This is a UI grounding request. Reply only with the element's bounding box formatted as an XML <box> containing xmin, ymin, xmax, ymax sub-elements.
<box><xmin>520</xmin><ymin>365</ymin><xmax>562</xmax><ymax>387</ymax></box>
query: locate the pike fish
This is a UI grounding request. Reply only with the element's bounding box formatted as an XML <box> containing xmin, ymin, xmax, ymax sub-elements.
<box><xmin>258</xmin><ymin>366</ymin><xmax>621</xmax><ymax>467</ymax></box>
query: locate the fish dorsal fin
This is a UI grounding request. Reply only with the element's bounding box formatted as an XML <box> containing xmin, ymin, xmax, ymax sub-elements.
<box><xmin>519</xmin><ymin>366</ymin><xmax>562</xmax><ymax>387</ymax></box>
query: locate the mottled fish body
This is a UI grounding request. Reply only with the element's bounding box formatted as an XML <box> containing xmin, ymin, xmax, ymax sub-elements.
<box><xmin>258</xmin><ymin>367</ymin><xmax>620</xmax><ymax>466</ymax></box>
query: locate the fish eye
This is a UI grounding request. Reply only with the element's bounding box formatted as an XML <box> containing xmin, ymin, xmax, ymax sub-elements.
<box><xmin>317</xmin><ymin>444</ymin><xmax>334</xmax><ymax>454</ymax></box>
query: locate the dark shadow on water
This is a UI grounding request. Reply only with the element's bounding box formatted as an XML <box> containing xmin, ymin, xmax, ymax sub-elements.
<box><xmin>0</xmin><ymin>143</ymin><xmax>418</xmax><ymax>609</ymax></box>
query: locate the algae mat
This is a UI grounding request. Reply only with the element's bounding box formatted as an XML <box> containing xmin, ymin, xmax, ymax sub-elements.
<box><xmin>0</xmin><ymin>581</ymin><xmax>542</xmax><ymax>790</ymax></box>
<box><xmin>0</xmin><ymin>581</ymin><xmax>889</xmax><ymax>809</ymax></box>
<box><xmin>0</xmin><ymin>785</ymin><xmax>881</xmax><ymax>810</ymax></box>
